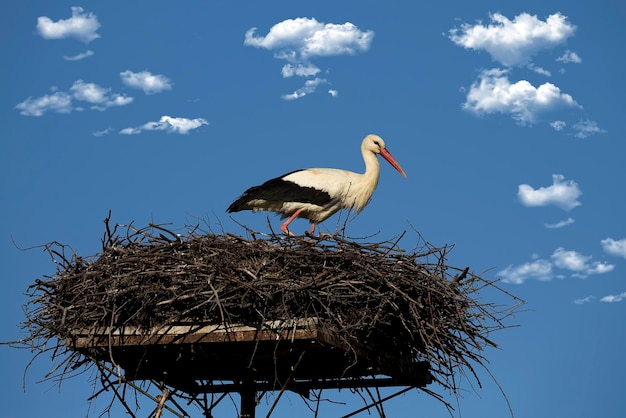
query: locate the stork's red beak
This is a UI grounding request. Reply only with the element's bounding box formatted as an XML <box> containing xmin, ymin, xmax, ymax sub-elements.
<box><xmin>379</xmin><ymin>148</ymin><xmax>407</xmax><ymax>178</ymax></box>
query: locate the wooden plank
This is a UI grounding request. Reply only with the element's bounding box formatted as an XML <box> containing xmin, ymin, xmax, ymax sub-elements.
<box><xmin>68</xmin><ymin>318</ymin><xmax>322</xmax><ymax>348</ymax></box>
<box><xmin>65</xmin><ymin>317</ymin><xmax>432</xmax><ymax>391</ymax></box>
<box><xmin>71</xmin><ymin>327</ymin><xmax>320</xmax><ymax>347</ymax></box>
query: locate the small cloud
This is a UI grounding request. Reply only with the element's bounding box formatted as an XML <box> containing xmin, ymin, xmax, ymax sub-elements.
<box><xmin>573</xmin><ymin>295</ymin><xmax>595</xmax><ymax>305</ymax></box>
<box><xmin>328</xmin><ymin>89</ymin><xmax>339</xmax><ymax>97</ymax></box>
<box><xmin>119</xmin><ymin>127</ymin><xmax>141</xmax><ymax>135</ymax></box>
<box><xmin>556</xmin><ymin>50</ymin><xmax>582</xmax><ymax>64</ymax></box>
<box><xmin>601</xmin><ymin>238</ymin><xmax>626</xmax><ymax>259</ymax></box>
<box><xmin>245</xmin><ymin>17</ymin><xmax>373</xmax><ymax>98</ymax></box>
<box><xmin>600</xmin><ymin>292</ymin><xmax>626</xmax><ymax>303</ymax></box>
<box><xmin>245</xmin><ymin>17</ymin><xmax>374</xmax><ymax>58</ymax></box>
<box><xmin>463</xmin><ymin>68</ymin><xmax>580</xmax><ymax>125</ymax></box>
<box><xmin>70</xmin><ymin>80</ymin><xmax>133</xmax><ymax>111</ymax></box>
<box><xmin>120</xmin><ymin>116</ymin><xmax>208</xmax><ymax>135</ymax></box>
<box><xmin>499</xmin><ymin>247</ymin><xmax>614</xmax><ymax>284</ymax></box>
<box><xmin>498</xmin><ymin>259</ymin><xmax>553</xmax><ymax>284</ymax></box>
<box><xmin>281</xmin><ymin>63</ymin><xmax>321</xmax><ymax>78</ymax></box>
<box><xmin>551</xmin><ymin>247</ymin><xmax>614</xmax><ymax>278</ymax></box>
<box><xmin>120</xmin><ymin>70</ymin><xmax>173</xmax><ymax>95</ymax></box>
<box><xmin>16</xmin><ymin>81</ymin><xmax>133</xmax><ymax>116</ymax></box>
<box><xmin>63</xmin><ymin>50</ymin><xmax>94</xmax><ymax>61</ymax></box>
<box><xmin>518</xmin><ymin>174</ymin><xmax>582</xmax><ymax>210</ymax></box>
<box><xmin>15</xmin><ymin>91</ymin><xmax>72</xmax><ymax>116</ymax></box>
<box><xmin>544</xmin><ymin>217</ymin><xmax>575</xmax><ymax>229</ymax></box>
<box><xmin>550</xmin><ymin>120</ymin><xmax>566</xmax><ymax>131</ymax></box>
<box><xmin>449</xmin><ymin>12</ymin><xmax>576</xmax><ymax>67</ymax></box>
<box><xmin>281</xmin><ymin>91</ymin><xmax>305</xmax><ymax>101</ymax></box>
<box><xmin>93</xmin><ymin>128</ymin><xmax>114</xmax><ymax>137</ymax></box>
<box><xmin>528</xmin><ymin>63</ymin><xmax>551</xmax><ymax>76</ymax></box>
<box><xmin>281</xmin><ymin>77</ymin><xmax>327</xmax><ymax>100</ymax></box>
<box><xmin>572</xmin><ymin>119</ymin><xmax>606</xmax><ymax>139</ymax></box>
<box><xmin>36</xmin><ymin>7</ymin><xmax>101</xmax><ymax>43</ymax></box>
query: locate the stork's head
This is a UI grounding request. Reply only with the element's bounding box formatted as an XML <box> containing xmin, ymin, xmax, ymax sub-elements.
<box><xmin>362</xmin><ymin>134</ymin><xmax>407</xmax><ymax>178</ymax></box>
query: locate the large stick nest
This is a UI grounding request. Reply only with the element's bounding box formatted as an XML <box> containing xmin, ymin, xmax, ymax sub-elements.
<box><xmin>18</xmin><ymin>215</ymin><xmax>521</xmax><ymax>415</ymax></box>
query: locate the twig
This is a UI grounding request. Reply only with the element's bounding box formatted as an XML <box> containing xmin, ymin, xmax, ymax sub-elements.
<box><xmin>266</xmin><ymin>351</ymin><xmax>306</xmax><ymax>417</ymax></box>
<box><xmin>341</xmin><ymin>386</ymin><xmax>414</xmax><ymax>418</ymax></box>
<box><xmin>154</xmin><ymin>388</ymin><xmax>170</xmax><ymax>418</ymax></box>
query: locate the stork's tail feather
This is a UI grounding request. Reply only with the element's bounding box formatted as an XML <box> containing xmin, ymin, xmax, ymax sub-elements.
<box><xmin>226</xmin><ymin>188</ymin><xmax>260</xmax><ymax>213</ymax></box>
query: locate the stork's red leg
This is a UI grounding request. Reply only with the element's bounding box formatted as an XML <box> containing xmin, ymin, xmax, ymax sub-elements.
<box><xmin>281</xmin><ymin>209</ymin><xmax>303</xmax><ymax>235</ymax></box>
<box><xmin>310</xmin><ymin>223</ymin><xmax>316</xmax><ymax>234</ymax></box>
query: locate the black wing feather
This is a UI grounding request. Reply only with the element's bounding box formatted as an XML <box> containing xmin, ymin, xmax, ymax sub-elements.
<box><xmin>227</xmin><ymin>170</ymin><xmax>333</xmax><ymax>213</ymax></box>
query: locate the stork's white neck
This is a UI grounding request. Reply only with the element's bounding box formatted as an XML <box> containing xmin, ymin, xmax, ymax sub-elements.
<box><xmin>338</xmin><ymin>145</ymin><xmax>382</xmax><ymax>215</ymax></box>
<box><xmin>361</xmin><ymin>144</ymin><xmax>381</xmax><ymax>186</ymax></box>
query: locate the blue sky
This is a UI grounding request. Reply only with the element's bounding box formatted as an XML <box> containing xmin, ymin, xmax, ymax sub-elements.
<box><xmin>1</xmin><ymin>1</ymin><xmax>625</xmax><ymax>417</ymax></box>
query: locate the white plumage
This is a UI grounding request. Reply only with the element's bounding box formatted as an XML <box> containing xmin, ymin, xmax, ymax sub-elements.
<box><xmin>227</xmin><ymin>134</ymin><xmax>407</xmax><ymax>234</ymax></box>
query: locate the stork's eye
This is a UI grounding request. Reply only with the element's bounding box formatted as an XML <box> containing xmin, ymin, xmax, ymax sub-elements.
<box><xmin>373</xmin><ymin>140</ymin><xmax>380</xmax><ymax>147</ymax></box>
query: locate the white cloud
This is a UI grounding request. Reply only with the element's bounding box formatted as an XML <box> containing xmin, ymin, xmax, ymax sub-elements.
<box><xmin>585</xmin><ymin>263</ymin><xmax>615</xmax><ymax>275</ymax></box>
<box><xmin>601</xmin><ymin>238</ymin><xmax>626</xmax><ymax>259</ymax></box>
<box><xmin>498</xmin><ymin>259</ymin><xmax>553</xmax><ymax>284</ymax></box>
<box><xmin>463</xmin><ymin>68</ymin><xmax>580</xmax><ymax>125</ymax></box>
<box><xmin>63</xmin><ymin>50</ymin><xmax>94</xmax><ymax>61</ymax></box>
<box><xmin>245</xmin><ymin>17</ymin><xmax>373</xmax><ymax>98</ymax></box>
<box><xmin>120</xmin><ymin>70</ymin><xmax>173</xmax><ymax>94</ymax></box>
<box><xmin>573</xmin><ymin>295</ymin><xmax>595</xmax><ymax>305</ymax></box>
<box><xmin>70</xmin><ymin>80</ymin><xmax>133</xmax><ymax>110</ymax></box>
<box><xmin>92</xmin><ymin>128</ymin><xmax>114</xmax><ymax>137</ymax></box>
<box><xmin>328</xmin><ymin>89</ymin><xmax>339</xmax><ymax>97</ymax></box>
<box><xmin>70</xmin><ymin>81</ymin><xmax>107</xmax><ymax>103</ymax></box>
<box><xmin>572</xmin><ymin>119</ymin><xmax>606</xmax><ymax>139</ymax></box>
<box><xmin>281</xmin><ymin>91</ymin><xmax>306</xmax><ymax>101</ymax></box>
<box><xmin>544</xmin><ymin>217</ymin><xmax>575</xmax><ymax>229</ymax></box>
<box><xmin>551</xmin><ymin>119</ymin><xmax>605</xmax><ymax>138</ymax></box>
<box><xmin>450</xmin><ymin>13</ymin><xmax>600</xmax><ymax>134</ymax></box>
<box><xmin>499</xmin><ymin>248</ymin><xmax>614</xmax><ymax>284</ymax></box>
<box><xmin>556</xmin><ymin>50</ymin><xmax>582</xmax><ymax>64</ymax></box>
<box><xmin>528</xmin><ymin>63</ymin><xmax>551</xmax><ymax>76</ymax></box>
<box><xmin>517</xmin><ymin>174</ymin><xmax>582</xmax><ymax>211</ymax></box>
<box><xmin>15</xmin><ymin>91</ymin><xmax>73</xmax><ymax>116</ymax></box>
<box><xmin>551</xmin><ymin>247</ymin><xmax>614</xmax><ymax>277</ymax></box>
<box><xmin>552</xmin><ymin>248</ymin><xmax>588</xmax><ymax>270</ymax></box>
<box><xmin>36</xmin><ymin>7</ymin><xmax>101</xmax><ymax>43</ymax></box>
<box><xmin>119</xmin><ymin>127</ymin><xmax>142</xmax><ymax>135</ymax></box>
<box><xmin>449</xmin><ymin>12</ymin><xmax>576</xmax><ymax>67</ymax></box>
<box><xmin>245</xmin><ymin>18</ymin><xmax>374</xmax><ymax>59</ymax></box>
<box><xmin>562</xmin><ymin>250</ymin><xmax>612</xmax><ymax>276</ymax></box>
<box><xmin>600</xmin><ymin>292</ymin><xmax>626</xmax><ymax>303</ymax></box>
<box><xmin>16</xmin><ymin>81</ymin><xmax>133</xmax><ymax>116</ymax></box>
<box><xmin>281</xmin><ymin>78</ymin><xmax>328</xmax><ymax>100</ymax></box>
<box><xmin>550</xmin><ymin>120</ymin><xmax>566</xmax><ymax>131</ymax></box>
<box><xmin>281</xmin><ymin>63</ymin><xmax>321</xmax><ymax>78</ymax></box>
<box><xmin>120</xmin><ymin>116</ymin><xmax>208</xmax><ymax>135</ymax></box>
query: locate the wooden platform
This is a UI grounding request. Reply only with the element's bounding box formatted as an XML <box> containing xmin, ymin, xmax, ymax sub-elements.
<box><xmin>67</xmin><ymin>318</ymin><xmax>432</xmax><ymax>395</ymax></box>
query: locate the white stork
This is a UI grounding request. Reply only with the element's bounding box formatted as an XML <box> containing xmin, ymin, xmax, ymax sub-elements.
<box><xmin>227</xmin><ymin>134</ymin><xmax>407</xmax><ymax>235</ymax></box>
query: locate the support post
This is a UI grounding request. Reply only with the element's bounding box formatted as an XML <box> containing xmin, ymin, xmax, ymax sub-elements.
<box><xmin>239</xmin><ymin>379</ymin><xmax>256</xmax><ymax>418</ymax></box>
